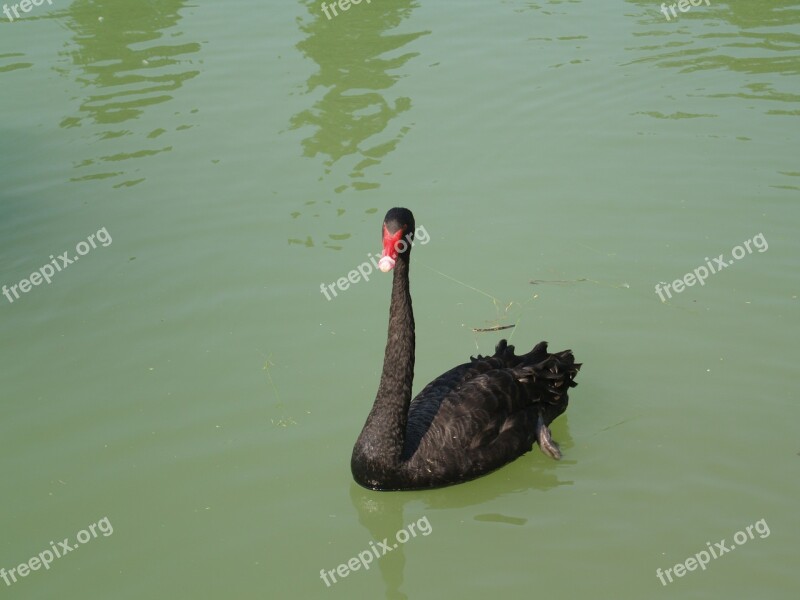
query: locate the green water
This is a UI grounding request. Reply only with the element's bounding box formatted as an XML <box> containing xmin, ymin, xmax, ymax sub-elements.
<box><xmin>1</xmin><ymin>1</ymin><xmax>798</xmax><ymax>598</ymax></box>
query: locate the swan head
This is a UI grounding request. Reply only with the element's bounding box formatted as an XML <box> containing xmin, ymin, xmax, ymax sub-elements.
<box><xmin>379</xmin><ymin>207</ymin><xmax>415</xmax><ymax>272</ymax></box>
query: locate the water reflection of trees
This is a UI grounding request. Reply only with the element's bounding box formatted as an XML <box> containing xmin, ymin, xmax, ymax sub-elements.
<box><xmin>59</xmin><ymin>1</ymin><xmax>200</xmax><ymax>186</ymax></box>
<box><xmin>291</xmin><ymin>1</ymin><xmax>428</xmax><ymax>194</ymax></box>
<box><xmin>625</xmin><ymin>0</ymin><xmax>800</xmax><ymax>109</ymax></box>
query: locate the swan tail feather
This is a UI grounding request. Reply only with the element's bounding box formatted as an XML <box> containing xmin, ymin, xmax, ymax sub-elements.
<box><xmin>514</xmin><ymin>344</ymin><xmax>581</xmax><ymax>409</ymax></box>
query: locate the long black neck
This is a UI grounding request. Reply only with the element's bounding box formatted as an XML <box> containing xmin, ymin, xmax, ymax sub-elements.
<box><xmin>352</xmin><ymin>253</ymin><xmax>415</xmax><ymax>480</ymax></box>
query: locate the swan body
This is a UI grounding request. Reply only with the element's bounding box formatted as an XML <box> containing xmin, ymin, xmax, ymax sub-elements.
<box><xmin>351</xmin><ymin>208</ymin><xmax>580</xmax><ymax>491</ymax></box>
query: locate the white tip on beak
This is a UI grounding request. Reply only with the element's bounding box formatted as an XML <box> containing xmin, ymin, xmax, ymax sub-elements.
<box><xmin>378</xmin><ymin>256</ymin><xmax>395</xmax><ymax>272</ymax></box>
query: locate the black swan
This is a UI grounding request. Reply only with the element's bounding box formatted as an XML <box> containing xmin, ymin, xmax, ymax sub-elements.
<box><xmin>351</xmin><ymin>208</ymin><xmax>581</xmax><ymax>491</ymax></box>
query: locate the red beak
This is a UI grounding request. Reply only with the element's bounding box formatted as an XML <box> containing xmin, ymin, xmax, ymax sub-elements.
<box><xmin>379</xmin><ymin>224</ymin><xmax>405</xmax><ymax>272</ymax></box>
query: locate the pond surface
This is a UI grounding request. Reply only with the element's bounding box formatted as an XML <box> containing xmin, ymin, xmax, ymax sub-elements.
<box><xmin>1</xmin><ymin>1</ymin><xmax>798</xmax><ymax>598</ymax></box>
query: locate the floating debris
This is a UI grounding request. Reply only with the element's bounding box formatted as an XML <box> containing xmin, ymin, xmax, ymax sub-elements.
<box><xmin>530</xmin><ymin>278</ymin><xmax>588</xmax><ymax>285</ymax></box>
<box><xmin>472</xmin><ymin>324</ymin><xmax>515</xmax><ymax>333</ymax></box>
